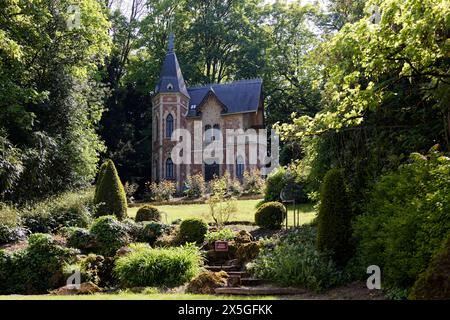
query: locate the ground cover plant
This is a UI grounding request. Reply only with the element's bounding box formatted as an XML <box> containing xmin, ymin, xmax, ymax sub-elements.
<box><xmin>114</xmin><ymin>243</ymin><xmax>203</xmax><ymax>287</ymax></box>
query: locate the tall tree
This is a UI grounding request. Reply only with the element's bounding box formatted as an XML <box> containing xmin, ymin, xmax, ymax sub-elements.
<box><xmin>0</xmin><ymin>0</ymin><xmax>111</xmax><ymax>201</ymax></box>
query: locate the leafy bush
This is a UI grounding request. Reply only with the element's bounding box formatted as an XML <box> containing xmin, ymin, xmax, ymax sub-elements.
<box><xmin>317</xmin><ymin>168</ymin><xmax>353</xmax><ymax>267</ymax></box>
<box><xmin>137</xmin><ymin>221</ymin><xmax>164</xmax><ymax>244</ymax></box>
<box><xmin>124</xmin><ymin>181</ymin><xmax>139</xmax><ymax>203</ymax></box>
<box><xmin>223</xmin><ymin>171</ymin><xmax>242</xmax><ymax>197</ymax></box>
<box><xmin>121</xmin><ymin>218</ymin><xmax>142</xmax><ymax>240</ymax></box>
<box><xmin>90</xmin><ymin>216</ymin><xmax>129</xmax><ymax>256</ymax></box>
<box><xmin>20</xmin><ymin>190</ymin><xmax>93</xmax><ymax>233</ymax></box>
<box><xmin>65</xmin><ymin>227</ymin><xmax>96</xmax><ymax>252</ymax></box>
<box><xmin>94</xmin><ymin>159</ymin><xmax>127</xmax><ymax>220</ymax></box>
<box><xmin>248</xmin><ymin>226</ymin><xmax>342</xmax><ymax>292</ymax></box>
<box><xmin>0</xmin><ymin>131</ymin><xmax>24</xmax><ymax>197</ymax></box>
<box><xmin>353</xmin><ymin>148</ymin><xmax>450</xmax><ymax>293</ymax></box>
<box><xmin>263</xmin><ymin>166</ymin><xmax>308</xmax><ymax>203</ymax></box>
<box><xmin>243</xmin><ymin>169</ymin><xmax>265</xmax><ymax>195</ymax></box>
<box><xmin>207</xmin><ymin>175</ymin><xmax>238</xmax><ymax>226</ymax></box>
<box><xmin>205</xmin><ymin>228</ymin><xmax>235</xmax><ymax>244</ymax></box>
<box><xmin>148</xmin><ymin>180</ymin><xmax>176</xmax><ymax>202</ymax></box>
<box><xmin>179</xmin><ymin>218</ymin><xmax>208</xmax><ymax>244</ymax></box>
<box><xmin>263</xmin><ymin>167</ymin><xmax>286</xmax><ymax>202</ymax></box>
<box><xmin>0</xmin><ymin>203</ymin><xmax>20</xmax><ymax>226</ymax></box>
<box><xmin>409</xmin><ymin>233</ymin><xmax>450</xmax><ymax>300</ymax></box>
<box><xmin>184</xmin><ymin>174</ymin><xmax>206</xmax><ymax>198</ymax></box>
<box><xmin>254</xmin><ymin>201</ymin><xmax>286</xmax><ymax>230</ymax></box>
<box><xmin>65</xmin><ymin>253</ymin><xmax>116</xmax><ymax>288</ymax></box>
<box><xmin>0</xmin><ymin>225</ymin><xmax>29</xmax><ymax>245</ymax></box>
<box><xmin>0</xmin><ymin>233</ymin><xmax>77</xmax><ymax>294</ymax></box>
<box><xmin>0</xmin><ymin>203</ymin><xmax>28</xmax><ymax>244</ymax></box>
<box><xmin>114</xmin><ymin>243</ymin><xmax>203</xmax><ymax>287</ymax></box>
<box><xmin>135</xmin><ymin>205</ymin><xmax>161</xmax><ymax>222</ymax></box>
<box><xmin>236</xmin><ymin>242</ymin><xmax>261</xmax><ymax>265</ymax></box>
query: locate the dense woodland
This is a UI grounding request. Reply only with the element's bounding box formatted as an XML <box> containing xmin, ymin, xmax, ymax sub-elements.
<box><xmin>0</xmin><ymin>0</ymin><xmax>448</xmax><ymax>202</ymax></box>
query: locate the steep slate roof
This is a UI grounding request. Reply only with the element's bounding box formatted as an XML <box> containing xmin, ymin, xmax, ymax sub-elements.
<box><xmin>186</xmin><ymin>79</ymin><xmax>263</xmax><ymax>117</ymax></box>
<box><xmin>154</xmin><ymin>35</ymin><xmax>190</xmax><ymax>98</ymax></box>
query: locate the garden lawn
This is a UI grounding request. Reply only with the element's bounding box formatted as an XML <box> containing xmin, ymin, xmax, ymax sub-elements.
<box><xmin>128</xmin><ymin>199</ymin><xmax>316</xmax><ymax>226</ymax></box>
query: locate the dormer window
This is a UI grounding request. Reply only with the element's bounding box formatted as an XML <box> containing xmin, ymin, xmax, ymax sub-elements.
<box><xmin>167</xmin><ymin>83</ymin><xmax>174</xmax><ymax>90</ymax></box>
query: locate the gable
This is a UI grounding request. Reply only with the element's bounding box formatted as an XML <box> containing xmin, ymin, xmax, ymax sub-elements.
<box><xmin>186</xmin><ymin>79</ymin><xmax>262</xmax><ymax>117</ymax></box>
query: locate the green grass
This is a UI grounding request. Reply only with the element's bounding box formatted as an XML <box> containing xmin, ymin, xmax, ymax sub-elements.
<box><xmin>0</xmin><ymin>293</ymin><xmax>276</xmax><ymax>300</ymax></box>
<box><xmin>128</xmin><ymin>199</ymin><xmax>316</xmax><ymax>226</ymax></box>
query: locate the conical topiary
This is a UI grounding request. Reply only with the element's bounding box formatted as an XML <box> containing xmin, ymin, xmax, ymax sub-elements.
<box><xmin>94</xmin><ymin>159</ymin><xmax>127</xmax><ymax>220</ymax></box>
<box><xmin>94</xmin><ymin>160</ymin><xmax>108</xmax><ymax>202</ymax></box>
<box><xmin>317</xmin><ymin>168</ymin><xmax>353</xmax><ymax>267</ymax></box>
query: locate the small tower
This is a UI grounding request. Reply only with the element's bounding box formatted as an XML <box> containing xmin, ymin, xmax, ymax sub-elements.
<box><xmin>152</xmin><ymin>34</ymin><xmax>190</xmax><ymax>191</ymax></box>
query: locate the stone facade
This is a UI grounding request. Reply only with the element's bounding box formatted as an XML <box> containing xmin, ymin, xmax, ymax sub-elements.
<box><xmin>151</xmin><ymin>36</ymin><xmax>264</xmax><ymax>192</ymax></box>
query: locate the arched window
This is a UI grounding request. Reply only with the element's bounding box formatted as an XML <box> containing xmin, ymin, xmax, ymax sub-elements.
<box><xmin>212</xmin><ymin>124</ymin><xmax>220</xmax><ymax>141</ymax></box>
<box><xmin>154</xmin><ymin>116</ymin><xmax>159</xmax><ymax>141</ymax></box>
<box><xmin>166</xmin><ymin>114</ymin><xmax>174</xmax><ymax>138</ymax></box>
<box><xmin>204</xmin><ymin>124</ymin><xmax>212</xmax><ymax>142</ymax></box>
<box><xmin>236</xmin><ymin>156</ymin><xmax>244</xmax><ymax>178</ymax></box>
<box><xmin>165</xmin><ymin>158</ymin><xmax>174</xmax><ymax>179</ymax></box>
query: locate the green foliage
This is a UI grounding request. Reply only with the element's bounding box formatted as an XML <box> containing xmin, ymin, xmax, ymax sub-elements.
<box><xmin>254</xmin><ymin>201</ymin><xmax>286</xmax><ymax>230</ymax></box>
<box><xmin>114</xmin><ymin>243</ymin><xmax>203</xmax><ymax>287</ymax></box>
<box><xmin>65</xmin><ymin>253</ymin><xmax>116</xmax><ymax>288</ymax></box>
<box><xmin>243</xmin><ymin>169</ymin><xmax>265</xmax><ymax>195</ymax></box>
<box><xmin>0</xmin><ymin>234</ymin><xmax>77</xmax><ymax>294</ymax></box>
<box><xmin>409</xmin><ymin>234</ymin><xmax>450</xmax><ymax>300</ymax></box>
<box><xmin>0</xmin><ymin>202</ymin><xmax>20</xmax><ymax>227</ymax></box>
<box><xmin>184</xmin><ymin>174</ymin><xmax>206</xmax><ymax>198</ymax></box>
<box><xmin>65</xmin><ymin>227</ymin><xmax>95</xmax><ymax>252</ymax></box>
<box><xmin>205</xmin><ymin>228</ymin><xmax>235</xmax><ymax>244</ymax></box>
<box><xmin>137</xmin><ymin>221</ymin><xmax>164</xmax><ymax>245</ymax></box>
<box><xmin>179</xmin><ymin>218</ymin><xmax>209</xmax><ymax>244</ymax></box>
<box><xmin>0</xmin><ymin>225</ymin><xmax>28</xmax><ymax>245</ymax></box>
<box><xmin>264</xmin><ymin>167</ymin><xmax>286</xmax><ymax>202</ymax></box>
<box><xmin>207</xmin><ymin>175</ymin><xmax>238</xmax><ymax>227</ymax></box>
<box><xmin>148</xmin><ymin>180</ymin><xmax>176</xmax><ymax>202</ymax></box>
<box><xmin>353</xmin><ymin>148</ymin><xmax>450</xmax><ymax>293</ymax></box>
<box><xmin>0</xmin><ymin>0</ymin><xmax>111</xmax><ymax>202</ymax></box>
<box><xmin>94</xmin><ymin>160</ymin><xmax>128</xmax><ymax>220</ymax></box>
<box><xmin>21</xmin><ymin>190</ymin><xmax>93</xmax><ymax>233</ymax></box>
<box><xmin>90</xmin><ymin>216</ymin><xmax>129</xmax><ymax>256</ymax></box>
<box><xmin>135</xmin><ymin>205</ymin><xmax>161</xmax><ymax>222</ymax></box>
<box><xmin>248</xmin><ymin>226</ymin><xmax>342</xmax><ymax>292</ymax></box>
<box><xmin>0</xmin><ymin>132</ymin><xmax>23</xmax><ymax>198</ymax></box>
<box><xmin>317</xmin><ymin>168</ymin><xmax>353</xmax><ymax>267</ymax></box>
<box><xmin>236</xmin><ymin>242</ymin><xmax>262</xmax><ymax>265</ymax></box>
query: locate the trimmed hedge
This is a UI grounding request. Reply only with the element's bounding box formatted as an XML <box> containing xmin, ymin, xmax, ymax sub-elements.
<box><xmin>179</xmin><ymin>218</ymin><xmax>208</xmax><ymax>244</ymax></box>
<box><xmin>94</xmin><ymin>160</ymin><xmax>127</xmax><ymax>220</ymax></box>
<box><xmin>254</xmin><ymin>201</ymin><xmax>286</xmax><ymax>230</ymax></box>
<box><xmin>135</xmin><ymin>205</ymin><xmax>161</xmax><ymax>222</ymax></box>
<box><xmin>317</xmin><ymin>168</ymin><xmax>353</xmax><ymax>267</ymax></box>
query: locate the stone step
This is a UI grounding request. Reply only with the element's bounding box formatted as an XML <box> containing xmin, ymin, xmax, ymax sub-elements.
<box><xmin>240</xmin><ymin>278</ymin><xmax>266</xmax><ymax>286</ymax></box>
<box><xmin>215</xmin><ymin>286</ymin><xmax>307</xmax><ymax>296</ymax></box>
<box><xmin>205</xmin><ymin>265</ymin><xmax>240</xmax><ymax>272</ymax></box>
<box><xmin>226</xmin><ymin>271</ymin><xmax>250</xmax><ymax>278</ymax></box>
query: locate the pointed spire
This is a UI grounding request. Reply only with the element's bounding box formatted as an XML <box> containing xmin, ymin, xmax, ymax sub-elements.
<box><xmin>154</xmin><ymin>33</ymin><xmax>190</xmax><ymax>98</ymax></box>
<box><xmin>168</xmin><ymin>33</ymin><xmax>174</xmax><ymax>52</ymax></box>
